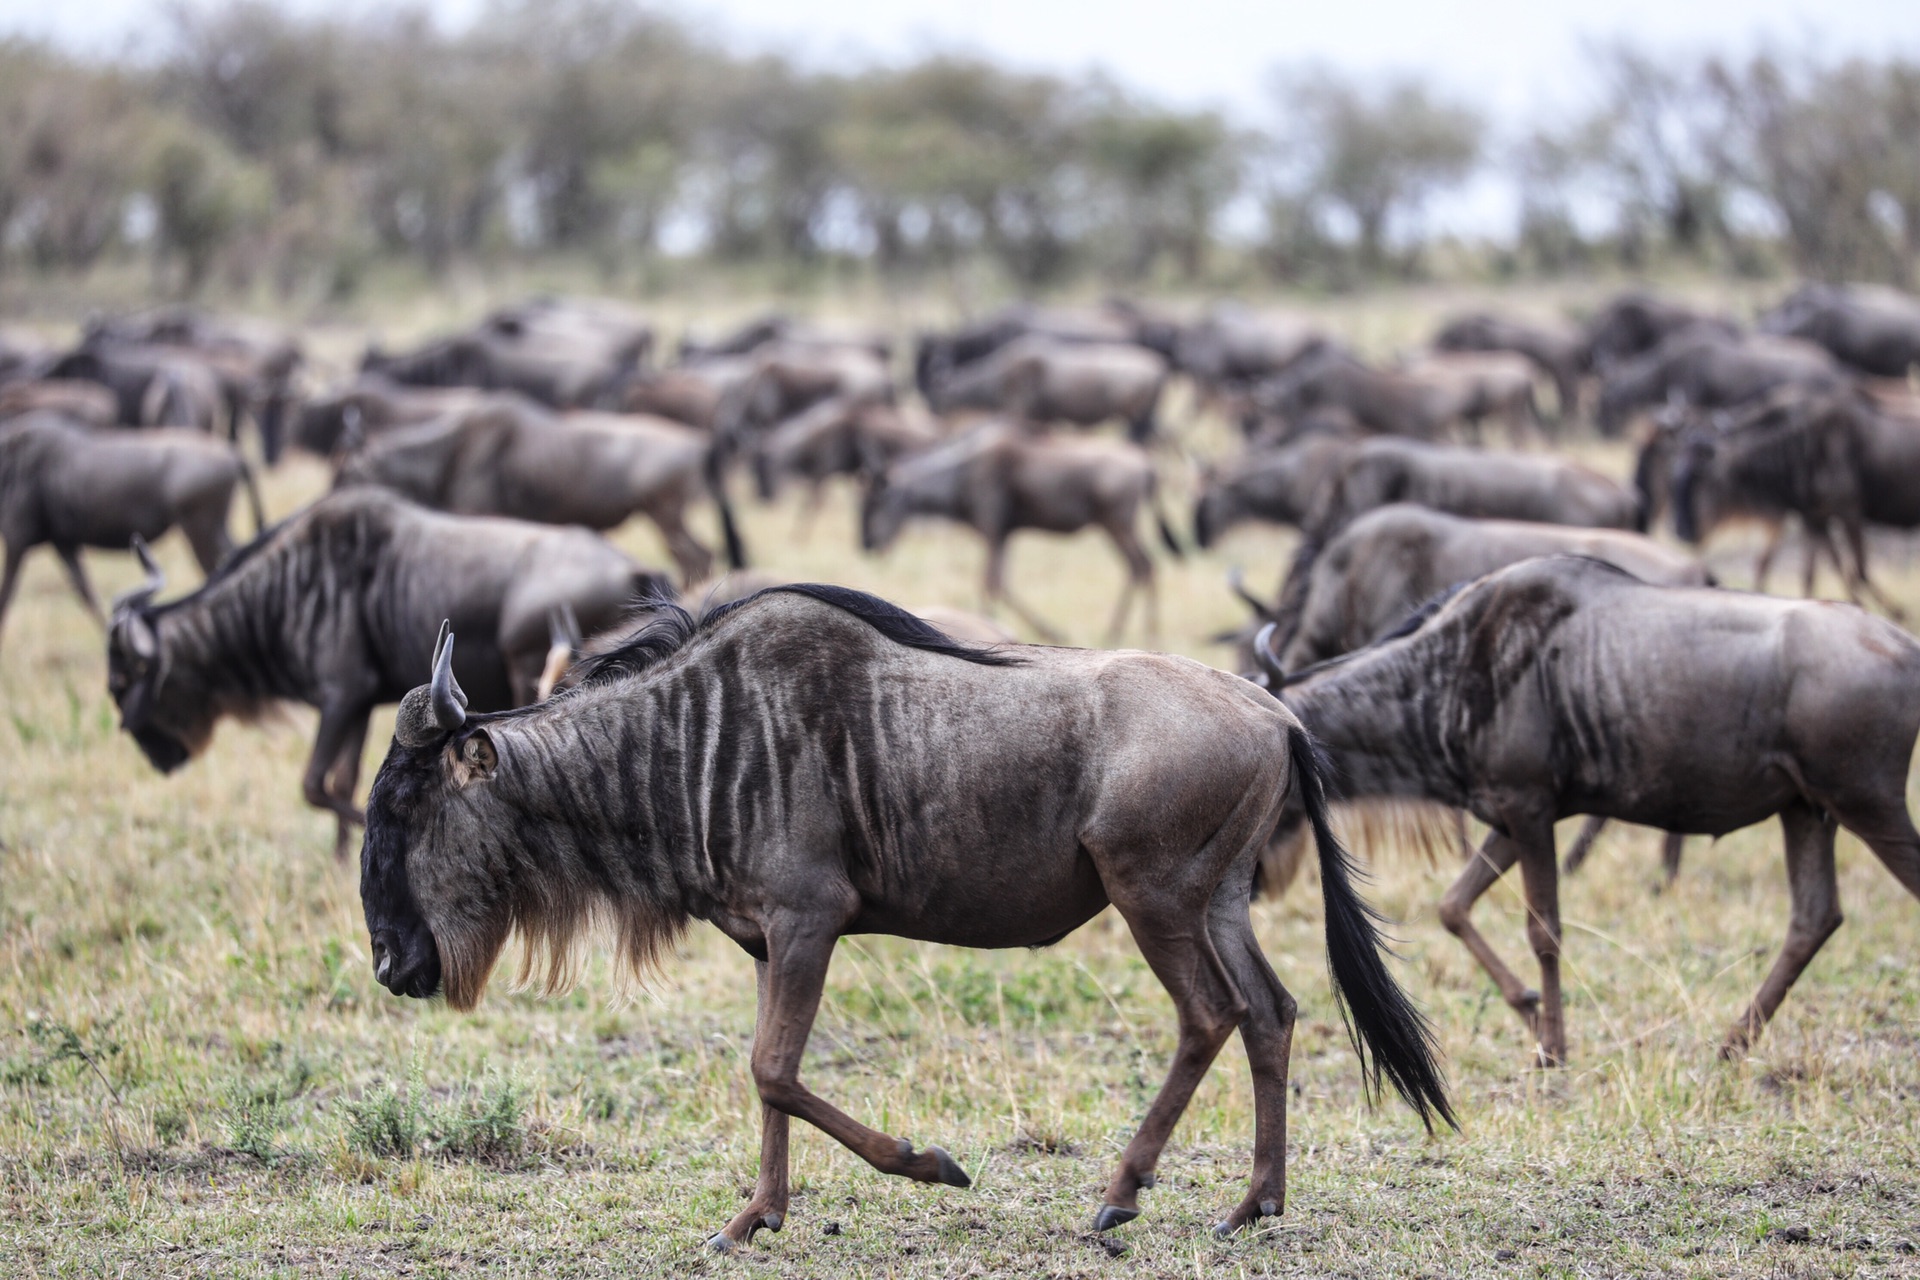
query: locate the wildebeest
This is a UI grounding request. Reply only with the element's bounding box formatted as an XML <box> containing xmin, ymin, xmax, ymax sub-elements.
<box><xmin>1172</xmin><ymin>305</ymin><xmax>1332</xmax><ymax>397</ymax></box>
<box><xmin>1257</xmin><ymin>556</ymin><xmax>1920</xmax><ymax>1065</ymax></box>
<box><xmin>861</xmin><ymin>424</ymin><xmax>1181</xmax><ymax>642</ymax></box>
<box><xmin>1667</xmin><ymin>385</ymin><xmax>1920</xmax><ymax>616</ymax></box>
<box><xmin>334</xmin><ymin>399</ymin><xmax>745</xmax><ymax>585</ymax></box>
<box><xmin>1580</xmin><ymin>291</ymin><xmax>1739</xmax><ymax>373</ymax></box>
<box><xmin>614</xmin><ymin>356</ymin><xmax>755</xmax><ymax>430</ymax></box>
<box><xmin>0</xmin><ymin>379</ymin><xmax>119</xmax><ymax>427</ymax></box>
<box><xmin>83</xmin><ymin>307</ymin><xmax>304</xmax><ymax>460</ymax></box>
<box><xmin>0</xmin><ymin>412</ymin><xmax>262</xmax><ymax>646</ymax></box>
<box><xmin>107</xmin><ymin>487</ymin><xmax>669</xmax><ymax>858</ymax></box>
<box><xmin>293</xmin><ymin>377</ymin><xmax>492</xmax><ymax>457</ymax></box>
<box><xmin>357</xmin><ymin>585</ymin><xmax>1452</xmax><ymax>1246</ymax></box>
<box><xmin>926</xmin><ymin>336</ymin><xmax>1168</xmax><ymax>443</ymax></box>
<box><xmin>716</xmin><ymin>342</ymin><xmax>895</xmax><ymax>447</ymax></box>
<box><xmin>1394</xmin><ymin>350</ymin><xmax>1544</xmax><ymax>442</ymax></box>
<box><xmin>1191</xmin><ymin>431</ymin><xmax>1360</xmax><ymax>547</ymax></box>
<box><xmin>913</xmin><ymin>304</ymin><xmax>1140</xmax><ymax>397</ymax></box>
<box><xmin>1433</xmin><ymin>312</ymin><xmax>1585</xmax><ymax>419</ymax></box>
<box><xmin>1251</xmin><ymin>348</ymin><xmax>1519</xmax><ymax>442</ymax></box>
<box><xmin>1306</xmin><ymin>437</ymin><xmax>1641</xmax><ymax>538</ymax></box>
<box><xmin>1760</xmin><ymin>283</ymin><xmax>1920</xmax><ymax>377</ymax></box>
<box><xmin>362</xmin><ymin>297</ymin><xmax>653</xmax><ymax>410</ymax></box>
<box><xmin>1596</xmin><ymin>329</ymin><xmax>1846</xmax><ymax>436</ymax></box>
<box><xmin>750</xmin><ymin>395</ymin><xmax>940</xmax><ymax>507</ymax></box>
<box><xmin>46</xmin><ymin>343</ymin><xmax>226</xmax><ymax>434</ymax></box>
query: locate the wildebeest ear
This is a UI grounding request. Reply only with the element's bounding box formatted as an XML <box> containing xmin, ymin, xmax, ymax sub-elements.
<box><xmin>452</xmin><ymin>730</ymin><xmax>498</xmax><ymax>786</ymax></box>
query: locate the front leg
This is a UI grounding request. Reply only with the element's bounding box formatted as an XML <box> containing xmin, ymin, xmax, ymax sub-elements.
<box><xmin>713</xmin><ymin>961</ymin><xmax>792</xmax><ymax>1250</ymax></box>
<box><xmin>301</xmin><ymin>700</ymin><xmax>373</xmax><ymax>860</ymax></box>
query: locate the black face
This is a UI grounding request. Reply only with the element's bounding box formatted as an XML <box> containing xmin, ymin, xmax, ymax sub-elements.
<box><xmin>360</xmin><ymin>741</ymin><xmax>445</xmax><ymax>1000</ymax></box>
<box><xmin>106</xmin><ymin>617</ymin><xmax>191</xmax><ymax>774</ymax></box>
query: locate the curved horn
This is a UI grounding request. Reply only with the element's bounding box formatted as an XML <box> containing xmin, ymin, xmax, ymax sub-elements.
<box><xmin>1249</xmin><ymin>622</ymin><xmax>1286</xmax><ymax>689</ymax></box>
<box><xmin>431</xmin><ymin>622</ymin><xmax>467</xmax><ymax>730</ymax></box>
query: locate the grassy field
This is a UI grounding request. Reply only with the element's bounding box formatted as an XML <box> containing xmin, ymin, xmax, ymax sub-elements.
<box><xmin>4</xmin><ymin>287</ymin><xmax>1920</xmax><ymax>1278</ymax></box>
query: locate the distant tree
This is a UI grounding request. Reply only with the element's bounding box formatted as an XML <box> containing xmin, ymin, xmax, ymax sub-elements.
<box><xmin>1085</xmin><ymin>96</ymin><xmax>1242</xmax><ymax>280</ymax></box>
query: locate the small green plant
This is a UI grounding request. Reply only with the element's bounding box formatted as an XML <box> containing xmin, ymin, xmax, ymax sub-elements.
<box><xmin>438</xmin><ymin>1076</ymin><xmax>528</xmax><ymax>1162</ymax></box>
<box><xmin>342</xmin><ymin>1069</ymin><xmax>426</xmax><ymax>1160</ymax></box>
<box><xmin>153</xmin><ymin>1105</ymin><xmax>190</xmax><ymax>1147</ymax></box>
<box><xmin>225</xmin><ymin>1079</ymin><xmax>289</xmax><ymax>1161</ymax></box>
<box><xmin>341</xmin><ymin>1069</ymin><xmax>530</xmax><ymax>1165</ymax></box>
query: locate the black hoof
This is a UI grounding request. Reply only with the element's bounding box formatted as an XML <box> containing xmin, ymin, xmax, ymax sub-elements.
<box><xmin>706</xmin><ymin>1233</ymin><xmax>736</xmax><ymax>1253</ymax></box>
<box><xmin>1212</xmin><ymin>1220</ymin><xmax>1238</xmax><ymax>1239</ymax></box>
<box><xmin>1093</xmin><ymin>1204</ymin><xmax>1140</xmax><ymax>1232</ymax></box>
<box><xmin>928</xmin><ymin>1146</ymin><xmax>971</xmax><ymax>1188</ymax></box>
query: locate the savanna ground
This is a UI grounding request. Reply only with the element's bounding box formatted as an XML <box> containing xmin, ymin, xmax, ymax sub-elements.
<box><xmin>3</xmin><ymin>277</ymin><xmax>1919</xmax><ymax>1278</ymax></box>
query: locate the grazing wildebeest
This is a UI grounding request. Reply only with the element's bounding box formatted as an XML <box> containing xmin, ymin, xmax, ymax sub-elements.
<box><xmin>1581</xmin><ymin>291</ymin><xmax>1739</xmax><ymax>373</ymax></box>
<box><xmin>1191</xmin><ymin>432</ymin><xmax>1360</xmax><ymax>547</ymax></box>
<box><xmin>334</xmin><ymin>399</ymin><xmax>746</xmax><ymax>584</ymax></box>
<box><xmin>1433</xmin><ymin>312</ymin><xmax>1585</xmax><ymax>419</ymax></box>
<box><xmin>0</xmin><ymin>379</ymin><xmax>119</xmax><ymax>427</ymax></box>
<box><xmin>107</xmin><ymin>488</ymin><xmax>669</xmax><ymax>858</ymax></box>
<box><xmin>363</xmin><ymin>298</ymin><xmax>653</xmax><ymax>410</ymax></box>
<box><xmin>914</xmin><ymin>304</ymin><xmax>1139</xmax><ymax>397</ymax></box>
<box><xmin>357</xmin><ymin>586</ymin><xmax>1453</xmax><ymax>1247</ymax></box>
<box><xmin>293</xmin><ymin>377</ymin><xmax>492</xmax><ymax>457</ymax></box>
<box><xmin>750</xmin><ymin>395</ymin><xmax>940</xmax><ymax>507</ymax></box>
<box><xmin>84</xmin><ymin>307</ymin><xmax>304</xmax><ymax>461</ymax></box>
<box><xmin>1251</xmin><ymin>348</ymin><xmax>1514</xmax><ymax>442</ymax></box>
<box><xmin>861</xmin><ymin>424</ymin><xmax>1181</xmax><ymax>642</ymax></box>
<box><xmin>1255</xmin><ymin>556</ymin><xmax>1920</xmax><ymax>1066</ymax></box>
<box><xmin>0</xmin><ymin>413</ymin><xmax>262</xmax><ymax>646</ymax></box>
<box><xmin>46</xmin><ymin>343</ymin><xmax>226</xmax><ymax>434</ymax></box>
<box><xmin>927</xmin><ymin>336</ymin><xmax>1168</xmax><ymax>443</ymax></box>
<box><xmin>1596</xmin><ymin>329</ymin><xmax>1847</xmax><ymax>436</ymax></box>
<box><xmin>1669</xmin><ymin>385</ymin><xmax>1920</xmax><ymax>617</ymax></box>
<box><xmin>614</xmin><ymin>356</ymin><xmax>756</xmax><ymax>431</ymax></box>
<box><xmin>1307</xmin><ymin>437</ymin><xmax>1641</xmax><ymax>539</ymax></box>
<box><xmin>1760</xmin><ymin>283</ymin><xmax>1920</xmax><ymax>378</ymax></box>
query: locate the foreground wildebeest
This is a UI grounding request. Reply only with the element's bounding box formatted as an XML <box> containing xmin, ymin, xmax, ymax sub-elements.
<box><xmin>1307</xmin><ymin>437</ymin><xmax>1641</xmax><ymax>539</ymax></box>
<box><xmin>1433</xmin><ymin>312</ymin><xmax>1585</xmax><ymax>419</ymax></box>
<box><xmin>913</xmin><ymin>304</ymin><xmax>1139</xmax><ymax>397</ymax></box>
<box><xmin>1668</xmin><ymin>385</ymin><xmax>1920</xmax><ymax>616</ymax></box>
<box><xmin>927</xmin><ymin>336</ymin><xmax>1168</xmax><ymax>443</ymax></box>
<box><xmin>83</xmin><ymin>307</ymin><xmax>304</xmax><ymax>460</ymax></box>
<box><xmin>358</xmin><ymin>586</ymin><xmax>1453</xmax><ymax>1246</ymax></box>
<box><xmin>0</xmin><ymin>412</ymin><xmax>262</xmax><ymax>646</ymax></box>
<box><xmin>1191</xmin><ymin>431</ymin><xmax>1359</xmax><ymax>547</ymax></box>
<box><xmin>334</xmin><ymin>398</ymin><xmax>745</xmax><ymax>584</ymax></box>
<box><xmin>1760</xmin><ymin>283</ymin><xmax>1920</xmax><ymax>378</ymax></box>
<box><xmin>861</xmin><ymin>424</ymin><xmax>1181</xmax><ymax>642</ymax></box>
<box><xmin>107</xmin><ymin>488</ymin><xmax>669</xmax><ymax>858</ymax></box>
<box><xmin>293</xmin><ymin>377</ymin><xmax>492</xmax><ymax>457</ymax></box>
<box><xmin>1257</xmin><ymin>556</ymin><xmax>1920</xmax><ymax>1065</ymax></box>
<box><xmin>1596</xmin><ymin>329</ymin><xmax>1846</xmax><ymax>436</ymax></box>
<box><xmin>1580</xmin><ymin>291</ymin><xmax>1739</xmax><ymax>373</ymax></box>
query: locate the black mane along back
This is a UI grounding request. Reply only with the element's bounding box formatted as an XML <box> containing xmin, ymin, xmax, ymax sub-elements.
<box><xmin>571</xmin><ymin>583</ymin><xmax>1023</xmax><ymax>688</ymax></box>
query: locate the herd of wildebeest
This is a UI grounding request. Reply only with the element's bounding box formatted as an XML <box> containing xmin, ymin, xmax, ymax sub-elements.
<box><xmin>5</xmin><ymin>282</ymin><xmax>1920</xmax><ymax>1246</ymax></box>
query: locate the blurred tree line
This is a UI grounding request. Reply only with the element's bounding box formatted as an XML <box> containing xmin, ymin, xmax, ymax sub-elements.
<box><xmin>2</xmin><ymin>1</ymin><xmax>1917</xmax><ymax>299</ymax></box>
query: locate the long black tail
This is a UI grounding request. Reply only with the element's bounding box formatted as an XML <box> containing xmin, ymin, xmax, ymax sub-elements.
<box><xmin>236</xmin><ymin>456</ymin><xmax>267</xmax><ymax>535</ymax></box>
<box><xmin>1146</xmin><ymin>472</ymin><xmax>1185</xmax><ymax>558</ymax></box>
<box><xmin>1289</xmin><ymin>722</ymin><xmax>1455</xmax><ymax>1132</ymax></box>
<box><xmin>705</xmin><ymin>440</ymin><xmax>749</xmax><ymax>570</ymax></box>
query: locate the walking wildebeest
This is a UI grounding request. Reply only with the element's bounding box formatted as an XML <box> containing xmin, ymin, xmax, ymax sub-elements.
<box><xmin>1433</xmin><ymin>313</ymin><xmax>1585</xmax><ymax>420</ymax></box>
<box><xmin>1760</xmin><ymin>283</ymin><xmax>1920</xmax><ymax>378</ymax></box>
<box><xmin>1596</xmin><ymin>329</ymin><xmax>1847</xmax><ymax>436</ymax></box>
<box><xmin>1</xmin><ymin>412</ymin><xmax>262</xmax><ymax>647</ymax></box>
<box><xmin>926</xmin><ymin>336</ymin><xmax>1168</xmax><ymax>443</ymax></box>
<box><xmin>1192</xmin><ymin>432</ymin><xmax>1360</xmax><ymax>547</ymax></box>
<box><xmin>293</xmin><ymin>377</ymin><xmax>493</xmax><ymax>457</ymax></box>
<box><xmin>333</xmin><ymin>399</ymin><xmax>746</xmax><ymax>584</ymax></box>
<box><xmin>1255</xmin><ymin>556</ymin><xmax>1920</xmax><ymax>1066</ymax></box>
<box><xmin>1251</xmin><ymin>348</ymin><xmax>1520</xmax><ymax>442</ymax></box>
<box><xmin>750</xmin><ymin>395</ymin><xmax>940</xmax><ymax>508</ymax></box>
<box><xmin>46</xmin><ymin>343</ymin><xmax>227</xmax><ymax>434</ymax></box>
<box><xmin>363</xmin><ymin>297</ymin><xmax>653</xmax><ymax>410</ymax></box>
<box><xmin>1306</xmin><ymin>437</ymin><xmax>1641</xmax><ymax>539</ymax></box>
<box><xmin>84</xmin><ymin>307</ymin><xmax>304</xmax><ymax>461</ymax></box>
<box><xmin>614</xmin><ymin>356</ymin><xmax>756</xmax><ymax>431</ymax></box>
<box><xmin>914</xmin><ymin>304</ymin><xmax>1139</xmax><ymax>397</ymax></box>
<box><xmin>1172</xmin><ymin>306</ymin><xmax>1332</xmax><ymax>400</ymax></box>
<box><xmin>356</xmin><ymin>586</ymin><xmax>1453</xmax><ymax>1247</ymax></box>
<box><xmin>860</xmin><ymin>424</ymin><xmax>1181</xmax><ymax>642</ymax></box>
<box><xmin>107</xmin><ymin>488</ymin><xmax>670</xmax><ymax>858</ymax></box>
<box><xmin>1580</xmin><ymin>291</ymin><xmax>1739</xmax><ymax>373</ymax></box>
<box><xmin>716</xmin><ymin>342</ymin><xmax>895</xmax><ymax>447</ymax></box>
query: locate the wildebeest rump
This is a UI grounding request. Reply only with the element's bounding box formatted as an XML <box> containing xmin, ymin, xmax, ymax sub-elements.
<box><xmin>0</xmin><ymin>412</ymin><xmax>262</xmax><ymax>647</ymax></box>
<box><xmin>333</xmin><ymin>398</ymin><xmax>746</xmax><ymax>584</ymax></box>
<box><xmin>83</xmin><ymin>307</ymin><xmax>304</xmax><ymax>460</ymax></box>
<box><xmin>294</xmin><ymin>377</ymin><xmax>492</xmax><ymax>457</ymax></box>
<box><xmin>47</xmin><ymin>343</ymin><xmax>226</xmax><ymax>434</ymax></box>
<box><xmin>357</xmin><ymin>585</ymin><xmax>1452</xmax><ymax>1246</ymax></box>
<box><xmin>1760</xmin><ymin>283</ymin><xmax>1920</xmax><ymax>377</ymax></box>
<box><xmin>750</xmin><ymin>395</ymin><xmax>940</xmax><ymax>505</ymax></box>
<box><xmin>1252</xmin><ymin>348</ymin><xmax>1521</xmax><ymax>442</ymax></box>
<box><xmin>1259</xmin><ymin>556</ymin><xmax>1920</xmax><ymax>1065</ymax></box>
<box><xmin>1580</xmin><ymin>291</ymin><xmax>1739</xmax><ymax>373</ymax></box>
<box><xmin>861</xmin><ymin>424</ymin><xmax>1181</xmax><ymax>642</ymax></box>
<box><xmin>107</xmin><ymin>487</ymin><xmax>669</xmax><ymax>858</ymax></box>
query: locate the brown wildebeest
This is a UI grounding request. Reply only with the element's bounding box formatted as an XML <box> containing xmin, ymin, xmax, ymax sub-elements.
<box><xmin>717</xmin><ymin>341</ymin><xmax>895</xmax><ymax>447</ymax></box>
<box><xmin>1191</xmin><ymin>432</ymin><xmax>1360</xmax><ymax>547</ymax></box>
<box><xmin>0</xmin><ymin>379</ymin><xmax>119</xmax><ymax>427</ymax></box>
<box><xmin>334</xmin><ymin>398</ymin><xmax>746</xmax><ymax>584</ymax></box>
<box><xmin>1394</xmin><ymin>349</ymin><xmax>1544</xmax><ymax>443</ymax></box>
<box><xmin>1171</xmin><ymin>305</ymin><xmax>1332</xmax><ymax>400</ymax></box>
<box><xmin>860</xmin><ymin>424</ymin><xmax>1182</xmax><ymax>642</ymax></box>
<box><xmin>1307</xmin><ymin>437</ymin><xmax>1641</xmax><ymax>540</ymax></box>
<box><xmin>1596</xmin><ymin>329</ymin><xmax>1847</xmax><ymax>436</ymax></box>
<box><xmin>1669</xmin><ymin>385</ymin><xmax>1920</xmax><ymax>618</ymax></box>
<box><xmin>914</xmin><ymin>304</ymin><xmax>1140</xmax><ymax>397</ymax></box>
<box><xmin>1580</xmin><ymin>291</ymin><xmax>1739</xmax><ymax>373</ymax></box>
<box><xmin>927</xmin><ymin>336</ymin><xmax>1168</xmax><ymax>443</ymax></box>
<box><xmin>107</xmin><ymin>487</ymin><xmax>670</xmax><ymax>858</ymax></box>
<box><xmin>1</xmin><ymin>413</ymin><xmax>263</xmax><ymax>646</ymax></box>
<box><xmin>750</xmin><ymin>394</ymin><xmax>940</xmax><ymax>515</ymax></box>
<box><xmin>46</xmin><ymin>343</ymin><xmax>227</xmax><ymax>434</ymax></box>
<box><xmin>1760</xmin><ymin>283</ymin><xmax>1920</xmax><ymax>378</ymax></box>
<box><xmin>84</xmin><ymin>307</ymin><xmax>304</xmax><ymax>460</ymax></box>
<box><xmin>357</xmin><ymin>586</ymin><xmax>1453</xmax><ymax>1247</ymax></box>
<box><xmin>1433</xmin><ymin>312</ymin><xmax>1585</xmax><ymax>419</ymax></box>
<box><xmin>363</xmin><ymin>297</ymin><xmax>653</xmax><ymax>410</ymax></box>
<box><xmin>294</xmin><ymin>377</ymin><xmax>493</xmax><ymax>457</ymax></box>
<box><xmin>615</xmin><ymin>356</ymin><xmax>755</xmax><ymax>430</ymax></box>
<box><xmin>1257</xmin><ymin>555</ymin><xmax>1920</xmax><ymax>1066</ymax></box>
<box><xmin>1251</xmin><ymin>348</ymin><xmax>1520</xmax><ymax>442</ymax></box>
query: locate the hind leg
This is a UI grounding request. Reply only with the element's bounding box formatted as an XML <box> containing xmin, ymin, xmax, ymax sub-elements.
<box><xmin>179</xmin><ymin>502</ymin><xmax>233</xmax><ymax>575</ymax></box>
<box><xmin>1208</xmin><ymin>885</ymin><xmax>1298</xmax><ymax>1235</ymax></box>
<box><xmin>1561</xmin><ymin>815</ymin><xmax>1609</xmax><ymax>874</ymax></box>
<box><xmin>1722</xmin><ymin>802</ymin><xmax>1840</xmax><ymax>1057</ymax></box>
